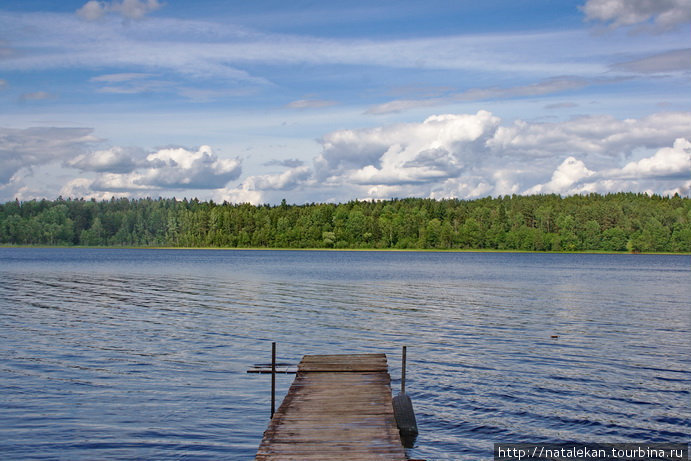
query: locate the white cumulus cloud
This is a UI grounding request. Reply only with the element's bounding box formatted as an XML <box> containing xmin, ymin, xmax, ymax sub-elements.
<box><xmin>525</xmin><ymin>138</ymin><xmax>691</xmax><ymax>196</ymax></box>
<box><xmin>87</xmin><ymin>145</ymin><xmax>241</xmax><ymax>192</ymax></box>
<box><xmin>525</xmin><ymin>157</ymin><xmax>595</xmax><ymax>194</ymax></box>
<box><xmin>60</xmin><ymin>178</ymin><xmax>129</xmax><ymax>200</ymax></box>
<box><xmin>66</xmin><ymin>146</ymin><xmax>142</xmax><ymax>173</ymax></box>
<box><xmin>215</xmin><ymin>184</ymin><xmax>264</xmax><ymax>205</ymax></box>
<box><xmin>301</xmin><ymin>110</ymin><xmax>691</xmax><ymax>202</ymax></box>
<box><xmin>142</xmin><ymin>145</ymin><xmax>241</xmax><ymax>189</ymax></box>
<box><xmin>615</xmin><ymin>138</ymin><xmax>691</xmax><ymax>179</ymax></box>
<box><xmin>244</xmin><ymin>166</ymin><xmax>312</xmax><ymax>191</ymax></box>
<box><xmin>487</xmin><ymin>112</ymin><xmax>691</xmax><ymax>159</ymax></box>
<box><xmin>315</xmin><ymin>111</ymin><xmax>500</xmax><ymax>186</ymax></box>
<box><xmin>3</xmin><ymin>112</ymin><xmax>690</xmax><ymax>203</ymax></box>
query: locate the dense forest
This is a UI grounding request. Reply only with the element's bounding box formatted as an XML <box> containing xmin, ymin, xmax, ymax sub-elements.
<box><xmin>1</xmin><ymin>193</ymin><xmax>690</xmax><ymax>253</ymax></box>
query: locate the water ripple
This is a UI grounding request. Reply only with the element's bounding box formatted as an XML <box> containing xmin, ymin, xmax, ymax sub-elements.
<box><xmin>1</xmin><ymin>249</ymin><xmax>689</xmax><ymax>460</ymax></box>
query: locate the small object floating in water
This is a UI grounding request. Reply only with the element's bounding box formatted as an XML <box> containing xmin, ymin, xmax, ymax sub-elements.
<box><xmin>393</xmin><ymin>393</ymin><xmax>418</xmax><ymax>443</ymax></box>
<box><xmin>393</xmin><ymin>346</ymin><xmax>418</xmax><ymax>448</ymax></box>
<box><xmin>550</xmin><ymin>335</ymin><xmax>559</xmax><ymax>339</ymax></box>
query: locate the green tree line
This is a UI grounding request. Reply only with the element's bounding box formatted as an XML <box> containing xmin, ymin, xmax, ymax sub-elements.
<box><xmin>1</xmin><ymin>193</ymin><xmax>690</xmax><ymax>252</ymax></box>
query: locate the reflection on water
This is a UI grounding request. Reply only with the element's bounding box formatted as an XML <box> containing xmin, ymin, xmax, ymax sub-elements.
<box><xmin>1</xmin><ymin>249</ymin><xmax>689</xmax><ymax>460</ymax></box>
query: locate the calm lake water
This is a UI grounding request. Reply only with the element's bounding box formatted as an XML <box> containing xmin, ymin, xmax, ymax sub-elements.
<box><xmin>1</xmin><ymin>248</ymin><xmax>689</xmax><ymax>460</ymax></box>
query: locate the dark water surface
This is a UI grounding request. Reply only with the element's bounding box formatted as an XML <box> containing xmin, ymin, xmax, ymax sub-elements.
<box><xmin>1</xmin><ymin>248</ymin><xmax>689</xmax><ymax>460</ymax></box>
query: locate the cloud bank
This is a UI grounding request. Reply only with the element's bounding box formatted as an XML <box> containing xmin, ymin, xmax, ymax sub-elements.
<box><xmin>2</xmin><ymin>111</ymin><xmax>689</xmax><ymax>203</ymax></box>
<box><xmin>0</xmin><ymin>131</ymin><xmax>241</xmax><ymax>199</ymax></box>
<box><xmin>86</xmin><ymin>145</ymin><xmax>242</xmax><ymax>192</ymax></box>
<box><xmin>219</xmin><ymin>111</ymin><xmax>691</xmax><ymax>203</ymax></box>
<box><xmin>0</xmin><ymin>127</ymin><xmax>100</xmax><ymax>183</ymax></box>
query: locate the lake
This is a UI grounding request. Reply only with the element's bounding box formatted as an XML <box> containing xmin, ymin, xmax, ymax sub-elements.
<box><xmin>1</xmin><ymin>248</ymin><xmax>689</xmax><ymax>460</ymax></box>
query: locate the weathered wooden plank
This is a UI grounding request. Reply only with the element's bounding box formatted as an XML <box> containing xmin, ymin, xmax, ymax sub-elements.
<box><xmin>298</xmin><ymin>354</ymin><xmax>389</xmax><ymax>373</ymax></box>
<box><xmin>255</xmin><ymin>353</ymin><xmax>407</xmax><ymax>461</ymax></box>
<box><xmin>298</xmin><ymin>362</ymin><xmax>389</xmax><ymax>372</ymax></box>
<box><xmin>300</xmin><ymin>353</ymin><xmax>386</xmax><ymax>361</ymax></box>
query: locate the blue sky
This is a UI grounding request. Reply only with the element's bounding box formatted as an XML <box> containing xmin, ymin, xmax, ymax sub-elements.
<box><xmin>1</xmin><ymin>0</ymin><xmax>689</xmax><ymax>204</ymax></box>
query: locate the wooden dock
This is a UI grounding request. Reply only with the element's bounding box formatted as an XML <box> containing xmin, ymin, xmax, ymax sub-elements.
<box><xmin>255</xmin><ymin>353</ymin><xmax>407</xmax><ymax>460</ymax></box>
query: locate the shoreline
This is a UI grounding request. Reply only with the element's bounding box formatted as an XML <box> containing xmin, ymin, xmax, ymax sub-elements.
<box><xmin>1</xmin><ymin>245</ymin><xmax>688</xmax><ymax>256</ymax></box>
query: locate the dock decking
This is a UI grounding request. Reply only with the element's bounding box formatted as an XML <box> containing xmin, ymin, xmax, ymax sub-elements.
<box><xmin>255</xmin><ymin>353</ymin><xmax>407</xmax><ymax>460</ymax></box>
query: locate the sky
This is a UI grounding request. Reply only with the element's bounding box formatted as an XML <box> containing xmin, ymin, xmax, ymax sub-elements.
<box><xmin>0</xmin><ymin>0</ymin><xmax>689</xmax><ymax>205</ymax></box>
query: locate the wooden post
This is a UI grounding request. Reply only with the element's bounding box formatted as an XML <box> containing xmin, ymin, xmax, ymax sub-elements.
<box><xmin>401</xmin><ymin>345</ymin><xmax>407</xmax><ymax>395</ymax></box>
<box><xmin>271</xmin><ymin>342</ymin><xmax>276</xmax><ymax>418</ymax></box>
